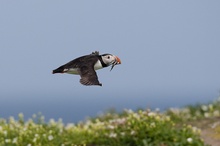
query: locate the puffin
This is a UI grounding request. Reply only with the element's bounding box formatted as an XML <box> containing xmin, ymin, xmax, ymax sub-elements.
<box><xmin>52</xmin><ymin>51</ymin><xmax>121</xmax><ymax>86</ymax></box>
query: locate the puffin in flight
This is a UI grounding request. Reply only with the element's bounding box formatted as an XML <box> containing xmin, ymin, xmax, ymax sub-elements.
<box><xmin>52</xmin><ymin>51</ymin><xmax>121</xmax><ymax>86</ymax></box>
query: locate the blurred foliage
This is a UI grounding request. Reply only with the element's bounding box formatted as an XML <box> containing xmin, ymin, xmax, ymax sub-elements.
<box><xmin>1</xmin><ymin>96</ymin><xmax>220</xmax><ymax>146</ymax></box>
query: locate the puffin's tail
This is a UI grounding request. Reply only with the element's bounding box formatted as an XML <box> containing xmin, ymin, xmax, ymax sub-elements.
<box><xmin>52</xmin><ymin>66</ymin><xmax>65</xmax><ymax>74</ymax></box>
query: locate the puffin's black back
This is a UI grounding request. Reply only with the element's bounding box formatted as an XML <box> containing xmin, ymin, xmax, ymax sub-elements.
<box><xmin>52</xmin><ymin>54</ymin><xmax>100</xmax><ymax>74</ymax></box>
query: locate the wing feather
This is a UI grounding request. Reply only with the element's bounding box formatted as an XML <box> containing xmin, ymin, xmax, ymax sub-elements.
<box><xmin>79</xmin><ymin>66</ymin><xmax>102</xmax><ymax>86</ymax></box>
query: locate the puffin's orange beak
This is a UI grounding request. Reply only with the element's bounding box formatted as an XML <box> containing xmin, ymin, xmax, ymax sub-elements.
<box><xmin>115</xmin><ymin>56</ymin><xmax>121</xmax><ymax>64</ymax></box>
<box><xmin>110</xmin><ymin>56</ymin><xmax>121</xmax><ymax>71</ymax></box>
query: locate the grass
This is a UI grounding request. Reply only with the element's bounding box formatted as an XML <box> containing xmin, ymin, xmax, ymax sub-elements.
<box><xmin>1</xmin><ymin>97</ymin><xmax>220</xmax><ymax>146</ymax></box>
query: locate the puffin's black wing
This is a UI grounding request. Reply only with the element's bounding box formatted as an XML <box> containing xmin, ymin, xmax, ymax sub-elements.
<box><xmin>79</xmin><ymin>65</ymin><xmax>102</xmax><ymax>86</ymax></box>
<box><xmin>53</xmin><ymin>54</ymin><xmax>99</xmax><ymax>74</ymax></box>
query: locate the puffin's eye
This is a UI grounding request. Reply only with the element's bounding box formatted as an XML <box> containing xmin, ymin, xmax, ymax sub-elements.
<box><xmin>107</xmin><ymin>56</ymin><xmax>110</xmax><ymax>59</ymax></box>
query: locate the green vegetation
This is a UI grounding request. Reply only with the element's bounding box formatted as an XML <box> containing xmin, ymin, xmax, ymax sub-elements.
<box><xmin>166</xmin><ymin>98</ymin><xmax>220</xmax><ymax>122</ymax></box>
<box><xmin>1</xmin><ymin>97</ymin><xmax>220</xmax><ymax>146</ymax></box>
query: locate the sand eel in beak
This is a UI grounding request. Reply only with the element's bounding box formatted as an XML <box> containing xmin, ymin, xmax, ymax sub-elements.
<box><xmin>52</xmin><ymin>51</ymin><xmax>121</xmax><ymax>86</ymax></box>
<box><xmin>110</xmin><ymin>56</ymin><xmax>121</xmax><ymax>71</ymax></box>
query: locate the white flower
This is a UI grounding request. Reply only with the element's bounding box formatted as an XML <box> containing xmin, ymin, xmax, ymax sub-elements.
<box><xmin>9</xmin><ymin>116</ymin><xmax>15</xmax><ymax>123</ymax></box>
<box><xmin>201</xmin><ymin>105</ymin><xmax>208</xmax><ymax>111</ymax></box>
<box><xmin>148</xmin><ymin>112</ymin><xmax>156</xmax><ymax>117</ymax></box>
<box><xmin>49</xmin><ymin>119</ymin><xmax>56</xmax><ymax>125</ymax></box>
<box><xmin>133</xmin><ymin>113</ymin><xmax>140</xmax><ymax>119</ymax></box>
<box><xmin>208</xmin><ymin>104</ymin><xmax>213</xmax><ymax>110</ymax></box>
<box><xmin>150</xmin><ymin>122</ymin><xmax>156</xmax><ymax>128</ymax></box>
<box><xmin>65</xmin><ymin>123</ymin><xmax>75</xmax><ymax>130</ymax></box>
<box><xmin>130</xmin><ymin>130</ymin><xmax>135</xmax><ymax>135</ymax></box>
<box><xmin>115</xmin><ymin>118</ymin><xmax>126</xmax><ymax>124</ymax></box>
<box><xmin>187</xmin><ymin>137</ymin><xmax>193</xmax><ymax>143</ymax></box>
<box><xmin>192</xmin><ymin>126</ymin><xmax>201</xmax><ymax>134</ymax></box>
<box><xmin>107</xmin><ymin>125</ymin><xmax>115</xmax><ymax>129</ymax></box>
<box><xmin>182</xmin><ymin>108</ymin><xmax>190</xmax><ymax>114</ymax></box>
<box><xmin>213</xmin><ymin>110</ymin><xmax>220</xmax><ymax>117</ymax></box>
<box><xmin>155</xmin><ymin>116</ymin><xmax>161</xmax><ymax>121</ymax></box>
<box><xmin>120</xmin><ymin>132</ymin><xmax>125</xmax><ymax>136</ymax></box>
<box><xmin>18</xmin><ymin>113</ymin><xmax>24</xmax><ymax>119</ymax></box>
<box><xmin>124</xmin><ymin>109</ymin><xmax>133</xmax><ymax>114</ymax></box>
<box><xmin>27</xmin><ymin>144</ymin><xmax>32</xmax><ymax>146</ymax></box>
<box><xmin>109</xmin><ymin>132</ymin><xmax>117</xmax><ymax>138</ymax></box>
<box><xmin>204</xmin><ymin>112</ymin><xmax>210</xmax><ymax>118</ymax></box>
<box><xmin>48</xmin><ymin>135</ymin><xmax>54</xmax><ymax>141</ymax></box>
<box><xmin>3</xmin><ymin>130</ymin><xmax>7</xmax><ymax>136</ymax></box>
<box><xmin>33</xmin><ymin>138</ymin><xmax>37</xmax><ymax>143</ymax></box>
<box><xmin>109</xmin><ymin>118</ymin><xmax>126</xmax><ymax>125</ymax></box>
<box><xmin>5</xmin><ymin>139</ymin><xmax>11</xmax><ymax>143</ymax></box>
<box><xmin>12</xmin><ymin>137</ymin><xmax>17</xmax><ymax>143</ymax></box>
<box><xmin>169</xmin><ymin>108</ymin><xmax>180</xmax><ymax>114</ymax></box>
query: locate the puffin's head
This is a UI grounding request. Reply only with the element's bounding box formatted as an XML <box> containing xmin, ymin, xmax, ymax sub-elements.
<box><xmin>101</xmin><ymin>54</ymin><xmax>121</xmax><ymax>70</ymax></box>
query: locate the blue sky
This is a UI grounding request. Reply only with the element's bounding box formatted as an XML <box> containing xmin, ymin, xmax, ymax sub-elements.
<box><xmin>0</xmin><ymin>1</ymin><xmax>220</xmax><ymax>122</ymax></box>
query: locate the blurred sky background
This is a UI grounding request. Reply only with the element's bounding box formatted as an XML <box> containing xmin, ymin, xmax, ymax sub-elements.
<box><xmin>0</xmin><ymin>1</ymin><xmax>220</xmax><ymax>123</ymax></box>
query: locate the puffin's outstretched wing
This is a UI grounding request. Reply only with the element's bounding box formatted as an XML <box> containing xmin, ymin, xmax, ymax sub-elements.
<box><xmin>79</xmin><ymin>65</ymin><xmax>102</xmax><ymax>86</ymax></box>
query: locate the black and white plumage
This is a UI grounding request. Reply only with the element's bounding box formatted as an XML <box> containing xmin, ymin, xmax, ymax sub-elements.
<box><xmin>52</xmin><ymin>51</ymin><xmax>121</xmax><ymax>86</ymax></box>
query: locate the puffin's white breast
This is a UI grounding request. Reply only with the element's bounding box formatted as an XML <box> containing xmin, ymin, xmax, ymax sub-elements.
<box><xmin>94</xmin><ymin>60</ymin><xmax>103</xmax><ymax>70</ymax></box>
